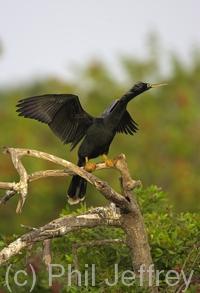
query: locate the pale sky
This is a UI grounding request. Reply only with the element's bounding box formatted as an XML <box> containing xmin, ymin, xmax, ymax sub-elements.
<box><xmin>0</xmin><ymin>0</ymin><xmax>200</xmax><ymax>86</ymax></box>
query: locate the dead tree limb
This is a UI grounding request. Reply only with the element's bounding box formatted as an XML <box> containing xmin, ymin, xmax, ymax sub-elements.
<box><xmin>0</xmin><ymin>147</ymin><xmax>140</xmax><ymax>213</ymax></box>
<box><xmin>0</xmin><ymin>147</ymin><xmax>157</xmax><ymax>291</ymax></box>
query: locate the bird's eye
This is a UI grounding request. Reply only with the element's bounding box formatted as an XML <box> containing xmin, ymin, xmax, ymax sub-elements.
<box><xmin>147</xmin><ymin>83</ymin><xmax>152</xmax><ymax>88</ymax></box>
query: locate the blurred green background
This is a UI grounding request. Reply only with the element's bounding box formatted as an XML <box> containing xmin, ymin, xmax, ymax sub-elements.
<box><xmin>0</xmin><ymin>37</ymin><xmax>200</xmax><ymax>235</ymax></box>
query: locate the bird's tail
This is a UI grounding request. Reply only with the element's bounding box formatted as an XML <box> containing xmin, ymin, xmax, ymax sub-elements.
<box><xmin>67</xmin><ymin>158</ymin><xmax>87</xmax><ymax>205</ymax></box>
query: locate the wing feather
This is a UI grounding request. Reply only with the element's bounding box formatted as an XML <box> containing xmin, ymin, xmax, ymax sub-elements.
<box><xmin>16</xmin><ymin>94</ymin><xmax>94</xmax><ymax>148</ymax></box>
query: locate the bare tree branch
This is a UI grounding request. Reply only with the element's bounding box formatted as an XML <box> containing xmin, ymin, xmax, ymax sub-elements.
<box><xmin>0</xmin><ymin>147</ymin><xmax>140</xmax><ymax>213</ymax></box>
<box><xmin>0</xmin><ymin>147</ymin><xmax>157</xmax><ymax>291</ymax></box>
<box><xmin>0</xmin><ymin>206</ymin><xmax>121</xmax><ymax>265</ymax></box>
<box><xmin>42</xmin><ymin>239</ymin><xmax>52</xmax><ymax>268</ymax></box>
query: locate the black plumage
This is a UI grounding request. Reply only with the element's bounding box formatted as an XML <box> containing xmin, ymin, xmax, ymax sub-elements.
<box><xmin>16</xmin><ymin>81</ymin><xmax>166</xmax><ymax>204</ymax></box>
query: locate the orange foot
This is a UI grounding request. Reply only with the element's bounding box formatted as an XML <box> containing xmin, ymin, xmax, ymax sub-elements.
<box><xmin>85</xmin><ymin>157</ymin><xmax>96</xmax><ymax>172</ymax></box>
<box><xmin>101</xmin><ymin>154</ymin><xmax>116</xmax><ymax>168</ymax></box>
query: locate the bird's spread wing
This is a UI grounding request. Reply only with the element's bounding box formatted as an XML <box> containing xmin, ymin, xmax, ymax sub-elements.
<box><xmin>16</xmin><ymin>94</ymin><xmax>94</xmax><ymax>150</ymax></box>
<box><xmin>100</xmin><ymin>99</ymin><xmax>138</xmax><ymax>135</ymax></box>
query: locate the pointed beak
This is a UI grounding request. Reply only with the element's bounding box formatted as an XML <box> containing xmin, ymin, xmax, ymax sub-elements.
<box><xmin>151</xmin><ymin>83</ymin><xmax>168</xmax><ymax>88</ymax></box>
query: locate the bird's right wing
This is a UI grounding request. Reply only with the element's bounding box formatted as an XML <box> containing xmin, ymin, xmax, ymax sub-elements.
<box><xmin>100</xmin><ymin>99</ymin><xmax>138</xmax><ymax>135</ymax></box>
<box><xmin>16</xmin><ymin>94</ymin><xmax>94</xmax><ymax>150</ymax></box>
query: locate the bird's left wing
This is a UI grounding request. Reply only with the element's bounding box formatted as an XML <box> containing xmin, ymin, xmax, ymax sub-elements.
<box><xmin>16</xmin><ymin>94</ymin><xmax>94</xmax><ymax>149</ymax></box>
<box><xmin>100</xmin><ymin>99</ymin><xmax>138</xmax><ymax>135</ymax></box>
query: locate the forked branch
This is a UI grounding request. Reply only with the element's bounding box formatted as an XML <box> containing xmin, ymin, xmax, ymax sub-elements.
<box><xmin>0</xmin><ymin>147</ymin><xmax>140</xmax><ymax>214</ymax></box>
<box><xmin>0</xmin><ymin>147</ymin><xmax>156</xmax><ymax>290</ymax></box>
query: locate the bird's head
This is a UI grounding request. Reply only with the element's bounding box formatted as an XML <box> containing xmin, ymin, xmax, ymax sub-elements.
<box><xmin>129</xmin><ymin>81</ymin><xmax>167</xmax><ymax>95</ymax></box>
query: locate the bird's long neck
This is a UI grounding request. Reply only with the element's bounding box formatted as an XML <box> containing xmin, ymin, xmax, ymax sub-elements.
<box><xmin>120</xmin><ymin>85</ymin><xmax>142</xmax><ymax>104</ymax></box>
<box><xmin>107</xmin><ymin>86</ymin><xmax>142</xmax><ymax>121</ymax></box>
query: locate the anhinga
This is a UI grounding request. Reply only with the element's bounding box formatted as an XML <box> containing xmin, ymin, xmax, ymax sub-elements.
<box><xmin>16</xmin><ymin>81</ymin><xmax>166</xmax><ymax>204</ymax></box>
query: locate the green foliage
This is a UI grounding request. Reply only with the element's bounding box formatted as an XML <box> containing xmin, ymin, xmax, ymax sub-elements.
<box><xmin>0</xmin><ymin>186</ymin><xmax>199</xmax><ymax>292</ymax></box>
<box><xmin>136</xmin><ymin>186</ymin><xmax>200</xmax><ymax>288</ymax></box>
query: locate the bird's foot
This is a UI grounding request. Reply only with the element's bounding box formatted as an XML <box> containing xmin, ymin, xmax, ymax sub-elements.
<box><xmin>85</xmin><ymin>157</ymin><xmax>96</xmax><ymax>172</ymax></box>
<box><xmin>85</xmin><ymin>162</ymin><xmax>96</xmax><ymax>172</ymax></box>
<box><xmin>102</xmin><ymin>154</ymin><xmax>116</xmax><ymax>168</ymax></box>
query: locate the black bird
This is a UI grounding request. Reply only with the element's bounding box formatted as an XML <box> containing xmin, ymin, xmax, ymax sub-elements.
<box><xmin>16</xmin><ymin>81</ymin><xmax>166</xmax><ymax>204</ymax></box>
